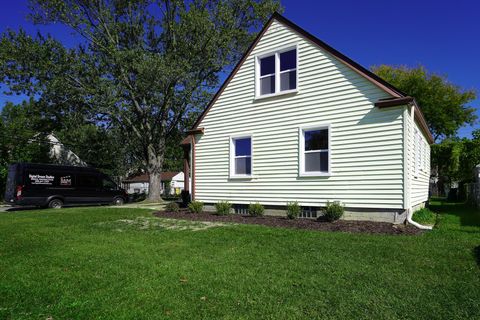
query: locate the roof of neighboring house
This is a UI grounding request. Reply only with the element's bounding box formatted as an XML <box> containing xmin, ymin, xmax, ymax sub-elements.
<box><xmin>183</xmin><ymin>12</ymin><xmax>434</xmax><ymax>144</ymax></box>
<box><xmin>123</xmin><ymin>172</ymin><xmax>180</xmax><ymax>183</ymax></box>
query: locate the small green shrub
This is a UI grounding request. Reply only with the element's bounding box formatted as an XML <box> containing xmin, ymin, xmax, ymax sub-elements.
<box><xmin>165</xmin><ymin>201</ymin><xmax>179</xmax><ymax>213</ymax></box>
<box><xmin>323</xmin><ymin>201</ymin><xmax>344</xmax><ymax>222</ymax></box>
<box><xmin>286</xmin><ymin>201</ymin><xmax>301</xmax><ymax>219</ymax></box>
<box><xmin>412</xmin><ymin>208</ymin><xmax>437</xmax><ymax>225</ymax></box>
<box><xmin>188</xmin><ymin>201</ymin><xmax>204</xmax><ymax>214</ymax></box>
<box><xmin>248</xmin><ymin>202</ymin><xmax>265</xmax><ymax>216</ymax></box>
<box><xmin>215</xmin><ymin>201</ymin><xmax>232</xmax><ymax>215</ymax></box>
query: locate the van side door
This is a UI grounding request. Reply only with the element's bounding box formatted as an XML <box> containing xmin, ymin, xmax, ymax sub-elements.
<box><xmin>98</xmin><ymin>176</ymin><xmax>119</xmax><ymax>203</ymax></box>
<box><xmin>75</xmin><ymin>174</ymin><xmax>101</xmax><ymax>204</ymax></box>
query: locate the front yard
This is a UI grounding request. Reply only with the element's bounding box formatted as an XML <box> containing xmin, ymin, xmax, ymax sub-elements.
<box><xmin>0</xmin><ymin>200</ymin><xmax>479</xmax><ymax>319</ymax></box>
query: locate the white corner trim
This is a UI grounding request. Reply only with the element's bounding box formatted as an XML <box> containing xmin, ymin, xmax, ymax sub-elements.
<box><xmin>403</xmin><ymin>105</ymin><xmax>411</xmax><ymax>209</ymax></box>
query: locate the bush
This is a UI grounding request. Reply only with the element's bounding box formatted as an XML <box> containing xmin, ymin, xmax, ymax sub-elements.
<box><xmin>165</xmin><ymin>201</ymin><xmax>179</xmax><ymax>213</ymax></box>
<box><xmin>412</xmin><ymin>208</ymin><xmax>437</xmax><ymax>225</ymax></box>
<box><xmin>286</xmin><ymin>201</ymin><xmax>301</xmax><ymax>219</ymax></box>
<box><xmin>215</xmin><ymin>201</ymin><xmax>232</xmax><ymax>215</ymax></box>
<box><xmin>323</xmin><ymin>201</ymin><xmax>344</xmax><ymax>222</ymax></box>
<box><xmin>188</xmin><ymin>201</ymin><xmax>204</xmax><ymax>214</ymax></box>
<box><xmin>248</xmin><ymin>202</ymin><xmax>265</xmax><ymax>216</ymax></box>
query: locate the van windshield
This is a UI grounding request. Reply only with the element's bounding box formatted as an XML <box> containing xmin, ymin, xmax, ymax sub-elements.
<box><xmin>102</xmin><ymin>178</ymin><xmax>117</xmax><ymax>190</ymax></box>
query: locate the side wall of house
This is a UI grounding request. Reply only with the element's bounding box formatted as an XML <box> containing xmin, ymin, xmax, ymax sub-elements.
<box><xmin>126</xmin><ymin>182</ymin><xmax>149</xmax><ymax>194</ymax></box>
<box><xmin>194</xmin><ymin>19</ymin><xmax>406</xmax><ymax>210</ymax></box>
<box><xmin>406</xmin><ymin>109</ymin><xmax>431</xmax><ymax>208</ymax></box>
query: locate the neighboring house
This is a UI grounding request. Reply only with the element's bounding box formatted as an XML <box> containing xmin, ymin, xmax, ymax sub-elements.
<box><xmin>123</xmin><ymin>172</ymin><xmax>184</xmax><ymax>195</ymax></box>
<box><xmin>47</xmin><ymin>133</ymin><xmax>87</xmax><ymax>167</ymax></box>
<box><xmin>181</xmin><ymin>13</ymin><xmax>433</xmax><ymax>223</ymax></box>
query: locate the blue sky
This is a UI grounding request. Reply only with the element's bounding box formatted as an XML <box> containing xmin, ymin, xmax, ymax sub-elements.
<box><xmin>1</xmin><ymin>0</ymin><xmax>479</xmax><ymax>138</ymax></box>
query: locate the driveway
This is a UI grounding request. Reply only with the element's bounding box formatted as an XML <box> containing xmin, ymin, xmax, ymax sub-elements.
<box><xmin>0</xmin><ymin>205</ymin><xmax>37</xmax><ymax>212</ymax></box>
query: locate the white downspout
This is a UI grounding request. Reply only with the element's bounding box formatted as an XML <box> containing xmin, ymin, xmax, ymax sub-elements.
<box><xmin>405</xmin><ymin>105</ymin><xmax>433</xmax><ymax>230</ymax></box>
<box><xmin>406</xmin><ymin>207</ymin><xmax>432</xmax><ymax>230</ymax></box>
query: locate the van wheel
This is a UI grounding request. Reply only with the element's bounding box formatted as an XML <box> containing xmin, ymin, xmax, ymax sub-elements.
<box><xmin>48</xmin><ymin>199</ymin><xmax>63</xmax><ymax>209</ymax></box>
<box><xmin>113</xmin><ymin>197</ymin><xmax>124</xmax><ymax>206</ymax></box>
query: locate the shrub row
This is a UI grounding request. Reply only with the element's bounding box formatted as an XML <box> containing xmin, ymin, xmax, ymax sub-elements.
<box><xmin>166</xmin><ymin>199</ymin><xmax>345</xmax><ymax>222</ymax></box>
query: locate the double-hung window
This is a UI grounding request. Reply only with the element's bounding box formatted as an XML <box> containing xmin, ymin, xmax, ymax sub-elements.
<box><xmin>230</xmin><ymin>136</ymin><xmax>252</xmax><ymax>178</ymax></box>
<box><xmin>257</xmin><ymin>46</ymin><xmax>297</xmax><ymax>98</ymax></box>
<box><xmin>299</xmin><ymin>125</ymin><xmax>330</xmax><ymax>176</ymax></box>
<box><xmin>259</xmin><ymin>55</ymin><xmax>276</xmax><ymax>95</ymax></box>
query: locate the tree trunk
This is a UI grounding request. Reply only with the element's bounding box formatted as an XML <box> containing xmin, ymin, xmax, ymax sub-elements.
<box><xmin>146</xmin><ymin>140</ymin><xmax>165</xmax><ymax>202</ymax></box>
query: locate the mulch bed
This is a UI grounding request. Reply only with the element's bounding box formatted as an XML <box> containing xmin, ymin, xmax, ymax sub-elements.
<box><xmin>154</xmin><ymin>210</ymin><xmax>423</xmax><ymax>235</ymax></box>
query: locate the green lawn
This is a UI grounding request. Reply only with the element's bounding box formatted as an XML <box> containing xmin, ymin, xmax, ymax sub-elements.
<box><xmin>0</xmin><ymin>200</ymin><xmax>479</xmax><ymax>319</ymax></box>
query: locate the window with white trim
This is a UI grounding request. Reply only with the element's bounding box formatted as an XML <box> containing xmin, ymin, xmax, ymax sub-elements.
<box><xmin>230</xmin><ymin>136</ymin><xmax>252</xmax><ymax>177</ymax></box>
<box><xmin>421</xmin><ymin>139</ymin><xmax>426</xmax><ymax>171</ymax></box>
<box><xmin>423</xmin><ymin>140</ymin><xmax>428</xmax><ymax>171</ymax></box>
<box><xmin>414</xmin><ymin>129</ymin><xmax>420</xmax><ymax>174</ymax></box>
<box><xmin>256</xmin><ymin>46</ymin><xmax>297</xmax><ymax>97</ymax></box>
<box><xmin>299</xmin><ymin>125</ymin><xmax>330</xmax><ymax>176</ymax></box>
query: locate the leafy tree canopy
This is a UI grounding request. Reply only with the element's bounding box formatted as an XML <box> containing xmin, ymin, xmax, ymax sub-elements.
<box><xmin>431</xmin><ymin>129</ymin><xmax>480</xmax><ymax>186</ymax></box>
<box><xmin>372</xmin><ymin>65</ymin><xmax>477</xmax><ymax>142</ymax></box>
<box><xmin>0</xmin><ymin>0</ymin><xmax>282</xmax><ymax>201</ymax></box>
<box><xmin>0</xmin><ymin>100</ymin><xmax>52</xmax><ymax>199</ymax></box>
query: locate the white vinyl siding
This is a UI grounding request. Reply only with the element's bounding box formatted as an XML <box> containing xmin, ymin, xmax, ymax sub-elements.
<box><xmin>407</xmin><ymin>109</ymin><xmax>430</xmax><ymax>207</ymax></box>
<box><xmin>194</xmin><ymin>19</ymin><xmax>406</xmax><ymax>209</ymax></box>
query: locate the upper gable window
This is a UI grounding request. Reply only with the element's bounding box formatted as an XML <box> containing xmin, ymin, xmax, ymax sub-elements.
<box><xmin>259</xmin><ymin>55</ymin><xmax>276</xmax><ymax>95</ymax></box>
<box><xmin>256</xmin><ymin>45</ymin><xmax>298</xmax><ymax>98</ymax></box>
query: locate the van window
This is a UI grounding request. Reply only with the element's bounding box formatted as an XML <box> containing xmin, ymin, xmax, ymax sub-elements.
<box><xmin>77</xmin><ymin>174</ymin><xmax>99</xmax><ymax>188</ymax></box>
<box><xmin>102</xmin><ymin>178</ymin><xmax>117</xmax><ymax>190</ymax></box>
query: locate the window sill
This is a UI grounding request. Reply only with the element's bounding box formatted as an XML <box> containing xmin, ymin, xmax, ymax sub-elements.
<box><xmin>229</xmin><ymin>175</ymin><xmax>255</xmax><ymax>180</ymax></box>
<box><xmin>255</xmin><ymin>89</ymin><xmax>298</xmax><ymax>101</ymax></box>
<box><xmin>298</xmin><ymin>172</ymin><xmax>331</xmax><ymax>178</ymax></box>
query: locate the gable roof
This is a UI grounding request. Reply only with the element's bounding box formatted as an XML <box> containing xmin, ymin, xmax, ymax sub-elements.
<box><xmin>188</xmin><ymin>12</ymin><xmax>433</xmax><ymax>143</ymax></box>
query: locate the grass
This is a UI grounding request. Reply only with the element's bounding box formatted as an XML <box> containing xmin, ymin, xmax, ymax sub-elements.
<box><xmin>412</xmin><ymin>207</ymin><xmax>438</xmax><ymax>226</ymax></box>
<box><xmin>0</xmin><ymin>199</ymin><xmax>479</xmax><ymax>319</ymax></box>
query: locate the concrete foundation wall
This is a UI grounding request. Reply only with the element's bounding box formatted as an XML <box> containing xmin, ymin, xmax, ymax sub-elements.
<box><xmin>203</xmin><ymin>204</ymin><xmax>407</xmax><ymax>224</ymax></box>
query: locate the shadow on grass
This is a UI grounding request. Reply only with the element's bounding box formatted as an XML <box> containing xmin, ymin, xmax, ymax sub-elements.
<box><xmin>429</xmin><ymin>198</ymin><xmax>480</xmax><ymax>228</ymax></box>
<box><xmin>474</xmin><ymin>246</ymin><xmax>480</xmax><ymax>268</ymax></box>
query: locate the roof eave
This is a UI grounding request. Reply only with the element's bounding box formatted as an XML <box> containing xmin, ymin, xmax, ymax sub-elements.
<box><xmin>375</xmin><ymin>97</ymin><xmax>434</xmax><ymax>144</ymax></box>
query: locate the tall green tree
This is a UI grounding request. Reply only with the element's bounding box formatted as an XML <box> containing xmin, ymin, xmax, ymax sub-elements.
<box><xmin>0</xmin><ymin>0</ymin><xmax>282</xmax><ymax>201</ymax></box>
<box><xmin>372</xmin><ymin>65</ymin><xmax>477</xmax><ymax>142</ymax></box>
<box><xmin>458</xmin><ymin>129</ymin><xmax>480</xmax><ymax>182</ymax></box>
<box><xmin>0</xmin><ymin>101</ymin><xmax>52</xmax><ymax>199</ymax></box>
<box><xmin>431</xmin><ymin>130</ymin><xmax>480</xmax><ymax>195</ymax></box>
<box><xmin>53</xmin><ymin>123</ymin><xmax>131</xmax><ymax>178</ymax></box>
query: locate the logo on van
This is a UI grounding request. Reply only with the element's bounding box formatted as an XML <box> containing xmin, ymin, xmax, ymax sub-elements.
<box><xmin>29</xmin><ymin>174</ymin><xmax>54</xmax><ymax>185</ymax></box>
<box><xmin>60</xmin><ymin>176</ymin><xmax>72</xmax><ymax>186</ymax></box>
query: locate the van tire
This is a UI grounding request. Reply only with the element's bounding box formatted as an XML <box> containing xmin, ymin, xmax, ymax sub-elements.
<box><xmin>113</xmin><ymin>197</ymin><xmax>125</xmax><ymax>206</ymax></box>
<box><xmin>48</xmin><ymin>199</ymin><xmax>63</xmax><ymax>209</ymax></box>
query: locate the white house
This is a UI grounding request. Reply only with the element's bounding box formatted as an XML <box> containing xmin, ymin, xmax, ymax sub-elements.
<box><xmin>123</xmin><ymin>172</ymin><xmax>184</xmax><ymax>195</ymax></box>
<box><xmin>47</xmin><ymin>133</ymin><xmax>87</xmax><ymax>167</ymax></box>
<box><xmin>181</xmin><ymin>13</ymin><xmax>433</xmax><ymax>223</ymax></box>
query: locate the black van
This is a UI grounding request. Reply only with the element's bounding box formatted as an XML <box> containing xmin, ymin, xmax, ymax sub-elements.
<box><xmin>4</xmin><ymin>163</ymin><xmax>128</xmax><ymax>209</ymax></box>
